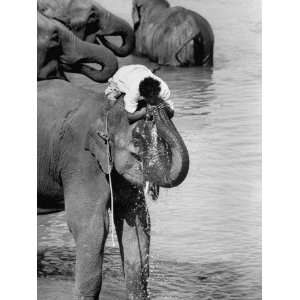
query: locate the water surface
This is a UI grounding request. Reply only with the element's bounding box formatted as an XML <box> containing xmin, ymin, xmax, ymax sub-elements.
<box><xmin>38</xmin><ymin>0</ymin><xmax>261</xmax><ymax>299</ymax></box>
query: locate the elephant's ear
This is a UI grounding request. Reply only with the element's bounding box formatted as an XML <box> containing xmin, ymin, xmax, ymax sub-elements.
<box><xmin>84</xmin><ymin>118</ymin><xmax>113</xmax><ymax>174</ymax></box>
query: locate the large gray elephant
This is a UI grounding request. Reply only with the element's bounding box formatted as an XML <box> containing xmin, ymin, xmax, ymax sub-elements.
<box><xmin>38</xmin><ymin>0</ymin><xmax>134</xmax><ymax>57</ymax></box>
<box><xmin>132</xmin><ymin>0</ymin><xmax>214</xmax><ymax>66</ymax></box>
<box><xmin>38</xmin><ymin>79</ymin><xmax>189</xmax><ymax>299</ymax></box>
<box><xmin>38</xmin><ymin>12</ymin><xmax>118</xmax><ymax>82</ymax></box>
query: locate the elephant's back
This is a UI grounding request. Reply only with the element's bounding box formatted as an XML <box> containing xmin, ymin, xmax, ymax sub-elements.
<box><xmin>150</xmin><ymin>8</ymin><xmax>198</xmax><ymax>64</ymax></box>
<box><xmin>149</xmin><ymin>7</ymin><xmax>214</xmax><ymax>65</ymax></box>
<box><xmin>153</xmin><ymin>7</ymin><xmax>212</xmax><ymax>44</ymax></box>
<box><xmin>187</xmin><ymin>9</ymin><xmax>214</xmax><ymax>41</ymax></box>
<box><xmin>38</xmin><ymin>80</ymin><xmax>104</xmax><ymax>122</ymax></box>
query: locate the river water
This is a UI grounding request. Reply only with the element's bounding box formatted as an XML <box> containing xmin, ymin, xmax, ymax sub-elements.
<box><xmin>37</xmin><ymin>0</ymin><xmax>261</xmax><ymax>299</ymax></box>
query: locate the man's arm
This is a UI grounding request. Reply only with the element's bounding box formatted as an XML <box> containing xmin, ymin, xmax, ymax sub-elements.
<box><xmin>127</xmin><ymin>107</ymin><xmax>147</xmax><ymax>124</ymax></box>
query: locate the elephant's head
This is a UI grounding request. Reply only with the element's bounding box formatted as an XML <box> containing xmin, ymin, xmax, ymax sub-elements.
<box><xmin>38</xmin><ymin>0</ymin><xmax>134</xmax><ymax>57</ymax></box>
<box><xmin>37</xmin><ymin>12</ymin><xmax>118</xmax><ymax>82</ymax></box>
<box><xmin>85</xmin><ymin>97</ymin><xmax>189</xmax><ymax>188</ymax></box>
<box><xmin>132</xmin><ymin>0</ymin><xmax>170</xmax><ymax>32</ymax></box>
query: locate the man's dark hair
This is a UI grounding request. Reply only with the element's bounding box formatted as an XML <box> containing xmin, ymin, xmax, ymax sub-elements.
<box><xmin>139</xmin><ymin>77</ymin><xmax>161</xmax><ymax>98</ymax></box>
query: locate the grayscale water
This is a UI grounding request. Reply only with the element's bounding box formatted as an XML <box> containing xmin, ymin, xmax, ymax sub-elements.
<box><xmin>37</xmin><ymin>0</ymin><xmax>261</xmax><ymax>299</ymax></box>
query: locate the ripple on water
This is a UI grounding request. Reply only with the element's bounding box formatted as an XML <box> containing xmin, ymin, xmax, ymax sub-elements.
<box><xmin>38</xmin><ymin>242</ymin><xmax>261</xmax><ymax>299</ymax></box>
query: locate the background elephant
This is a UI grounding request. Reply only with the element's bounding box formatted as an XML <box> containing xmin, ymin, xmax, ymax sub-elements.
<box><xmin>37</xmin><ymin>0</ymin><xmax>135</xmax><ymax>57</ymax></box>
<box><xmin>37</xmin><ymin>12</ymin><xmax>118</xmax><ymax>82</ymax></box>
<box><xmin>132</xmin><ymin>0</ymin><xmax>214</xmax><ymax>66</ymax></box>
<box><xmin>38</xmin><ymin>79</ymin><xmax>189</xmax><ymax>299</ymax></box>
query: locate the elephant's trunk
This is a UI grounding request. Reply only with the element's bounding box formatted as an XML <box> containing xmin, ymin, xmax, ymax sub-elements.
<box><xmin>62</xmin><ymin>30</ymin><xmax>118</xmax><ymax>82</ymax></box>
<box><xmin>96</xmin><ymin>14</ymin><xmax>134</xmax><ymax>57</ymax></box>
<box><xmin>150</xmin><ymin>108</ymin><xmax>189</xmax><ymax>187</ymax></box>
<box><xmin>136</xmin><ymin>105</ymin><xmax>189</xmax><ymax>188</ymax></box>
<box><xmin>155</xmin><ymin>109</ymin><xmax>189</xmax><ymax>187</ymax></box>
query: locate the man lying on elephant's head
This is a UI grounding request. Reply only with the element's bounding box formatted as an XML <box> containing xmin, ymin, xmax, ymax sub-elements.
<box><xmin>104</xmin><ymin>64</ymin><xmax>174</xmax><ymax>124</ymax></box>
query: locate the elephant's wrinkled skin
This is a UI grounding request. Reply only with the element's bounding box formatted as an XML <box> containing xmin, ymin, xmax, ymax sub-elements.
<box><xmin>38</xmin><ymin>0</ymin><xmax>135</xmax><ymax>57</ymax></box>
<box><xmin>38</xmin><ymin>12</ymin><xmax>118</xmax><ymax>82</ymax></box>
<box><xmin>132</xmin><ymin>0</ymin><xmax>214</xmax><ymax>66</ymax></box>
<box><xmin>38</xmin><ymin>80</ymin><xmax>189</xmax><ymax>299</ymax></box>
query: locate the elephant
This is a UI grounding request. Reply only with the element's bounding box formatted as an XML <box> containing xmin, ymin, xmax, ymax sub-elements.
<box><xmin>38</xmin><ymin>79</ymin><xmax>189</xmax><ymax>299</ymax></box>
<box><xmin>132</xmin><ymin>0</ymin><xmax>214</xmax><ymax>67</ymax></box>
<box><xmin>38</xmin><ymin>11</ymin><xmax>118</xmax><ymax>82</ymax></box>
<box><xmin>37</xmin><ymin>0</ymin><xmax>135</xmax><ymax>57</ymax></box>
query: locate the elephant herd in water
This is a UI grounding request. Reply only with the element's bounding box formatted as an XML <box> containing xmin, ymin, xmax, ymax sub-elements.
<box><xmin>37</xmin><ymin>0</ymin><xmax>214</xmax><ymax>299</ymax></box>
<box><xmin>37</xmin><ymin>0</ymin><xmax>214</xmax><ymax>81</ymax></box>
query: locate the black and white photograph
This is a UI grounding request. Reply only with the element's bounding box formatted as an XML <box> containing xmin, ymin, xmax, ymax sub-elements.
<box><xmin>35</xmin><ymin>0</ymin><xmax>261</xmax><ymax>299</ymax></box>
<box><xmin>0</xmin><ymin>0</ymin><xmax>266</xmax><ymax>298</ymax></box>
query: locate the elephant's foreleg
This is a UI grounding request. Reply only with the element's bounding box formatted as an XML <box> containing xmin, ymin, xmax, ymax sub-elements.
<box><xmin>63</xmin><ymin>158</ymin><xmax>110</xmax><ymax>299</ymax></box>
<box><xmin>72</xmin><ymin>211</ymin><xmax>109</xmax><ymax>300</ymax></box>
<box><xmin>115</xmin><ymin>192</ymin><xmax>151</xmax><ymax>300</ymax></box>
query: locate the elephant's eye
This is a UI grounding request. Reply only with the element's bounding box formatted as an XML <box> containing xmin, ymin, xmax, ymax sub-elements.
<box><xmin>49</xmin><ymin>30</ymin><xmax>60</xmax><ymax>48</ymax></box>
<box><xmin>87</xmin><ymin>7</ymin><xmax>98</xmax><ymax>25</ymax></box>
<box><xmin>88</xmin><ymin>11</ymin><xmax>97</xmax><ymax>21</ymax></box>
<box><xmin>86</xmin><ymin>12</ymin><xmax>99</xmax><ymax>34</ymax></box>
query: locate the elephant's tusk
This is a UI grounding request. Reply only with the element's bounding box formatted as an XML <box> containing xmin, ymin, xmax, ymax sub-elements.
<box><xmin>95</xmin><ymin>36</ymin><xmax>102</xmax><ymax>45</ymax></box>
<box><xmin>95</xmin><ymin>35</ymin><xmax>110</xmax><ymax>45</ymax></box>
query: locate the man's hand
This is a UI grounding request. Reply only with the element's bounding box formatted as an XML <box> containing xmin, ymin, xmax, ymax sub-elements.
<box><xmin>165</xmin><ymin>105</ymin><xmax>174</xmax><ymax>119</ymax></box>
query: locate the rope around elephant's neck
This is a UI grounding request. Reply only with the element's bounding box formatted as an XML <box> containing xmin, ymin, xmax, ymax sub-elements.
<box><xmin>105</xmin><ymin>112</ymin><xmax>116</xmax><ymax>247</ymax></box>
